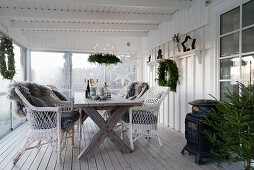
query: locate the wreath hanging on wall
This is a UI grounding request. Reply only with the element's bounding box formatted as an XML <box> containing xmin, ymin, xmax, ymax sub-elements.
<box><xmin>88</xmin><ymin>53</ymin><xmax>122</xmax><ymax>65</ymax></box>
<box><xmin>0</xmin><ymin>37</ymin><xmax>15</xmax><ymax>80</ymax></box>
<box><xmin>157</xmin><ymin>59</ymin><xmax>179</xmax><ymax>92</ymax></box>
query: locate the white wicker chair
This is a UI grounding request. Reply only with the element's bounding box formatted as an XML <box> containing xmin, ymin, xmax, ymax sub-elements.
<box><xmin>13</xmin><ymin>87</ymin><xmax>75</xmax><ymax>164</ymax></box>
<box><xmin>121</xmin><ymin>86</ymin><xmax>169</xmax><ymax>150</ymax></box>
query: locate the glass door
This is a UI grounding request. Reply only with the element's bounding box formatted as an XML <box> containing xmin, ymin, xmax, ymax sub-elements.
<box><xmin>0</xmin><ymin>42</ymin><xmax>26</xmax><ymax>138</ymax></box>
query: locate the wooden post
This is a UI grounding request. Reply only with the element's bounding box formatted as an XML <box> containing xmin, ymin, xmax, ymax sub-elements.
<box><xmin>246</xmin><ymin>61</ymin><xmax>252</xmax><ymax>170</ymax></box>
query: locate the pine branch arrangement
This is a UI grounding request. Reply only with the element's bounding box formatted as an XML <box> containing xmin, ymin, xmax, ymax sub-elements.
<box><xmin>88</xmin><ymin>53</ymin><xmax>121</xmax><ymax>65</ymax></box>
<box><xmin>203</xmin><ymin>82</ymin><xmax>254</xmax><ymax>170</ymax></box>
<box><xmin>172</xmin><ymin>33</ymin><xmax>181</xmax><ymax>52</ymax></box>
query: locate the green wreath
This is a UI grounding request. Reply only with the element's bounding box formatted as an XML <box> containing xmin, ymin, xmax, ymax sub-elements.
<box><xmin>0</xmin><ymin>37</ymin><xmax>15</xmax><ymax>80</ymax></box>
<box><xmin>157</xmin><ymin>59</ymin><xmax>179</xmax><ymax>92</ymax></box>
<box><xmin>88</xmin><ymin>53</ymin><xmax>122</xmax><ymax>65</ymax></box>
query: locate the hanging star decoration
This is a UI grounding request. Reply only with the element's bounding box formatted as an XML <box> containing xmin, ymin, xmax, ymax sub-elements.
<box><xmin>121</xmin><ymin>56</ymin><xmax>133</xmax><ymax>66</ymax></box>
<box><xmin>125</xmin><ymin>42</ymin><xmax>141</xmax><ymax>67</ymax></box>
<box><xmin>121</xmin><ymin>53</ymin><xmax>141</xmax><ymax>67</ymax></box>
<box><xmin>106</xmin><ymin>64</ymin><xmax>116</xmax><ymax>81</ymax></box>
<box><xmin>114</xmin><ymin>66</ymin><xmax>133</xmax><ymax>85</ymax></box>
<box><xmin>106</xmin><ymin>64</ymin><xmax>115</xmax><ymax>72</ymax></box>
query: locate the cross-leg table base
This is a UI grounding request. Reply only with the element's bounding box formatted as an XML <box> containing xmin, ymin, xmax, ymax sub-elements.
<box><xmin>78</xmin><ymin>106</ymin><xmax>131</xmax><ymax>159</ymax></box>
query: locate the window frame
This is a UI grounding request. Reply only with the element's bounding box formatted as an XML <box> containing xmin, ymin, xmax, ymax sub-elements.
<box><xmin>218</xmin><ymin>0</ymin><xmax>254</xmax><ymax>100</ymax></box>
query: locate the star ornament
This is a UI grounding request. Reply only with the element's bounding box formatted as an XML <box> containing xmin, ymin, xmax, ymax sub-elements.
<box><xmin>181</xmin><ymin>35</ymin><xmax>196</xmax><ymax>52</ymax></box>
<box><xmin>122</xmin><ymin>55</ymin><xmax>141</xmax><ymax>67</ymax></box>
<box><xmin>122</xmin><ymin>57</ymin><xmax>133</xmax><ymax>65</ymax></box>
<box><xmin>106</xmin><ymin>64</ymin><xmax>116</xmax><ymax>72</ymax></box>
<box><xmin>114</xmin><ymin>66</ymin><xmax>132</xmax><ymax>86</ymax></box>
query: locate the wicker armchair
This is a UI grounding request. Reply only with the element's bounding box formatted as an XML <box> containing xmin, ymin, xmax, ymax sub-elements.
<box><xmin>103</xmin><ymin>81</ymin><xmax>149</xmax><ymax>120</ymax></box>
<box><xmin>13</xmin><ymin>87</ymin><xmax>78</xmax><ymax>164</ymax></box>
<box><xmin>121</xmin><ymin>86</ymin><xmax>169</xmax><ymax>150</ymax></box>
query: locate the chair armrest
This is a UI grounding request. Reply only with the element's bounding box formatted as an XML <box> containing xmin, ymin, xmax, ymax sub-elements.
<box><xmin>28</xmin><ymin>105</ymin><xmax>61</xmax><ymax>112</ymax></box>
<box><xmin>54</xmin><ymin>100</ymin><xmax>73</xmax><ymax>111</ymax></box>
<box><xmin>130</xmin><ymin>105</ymin><xmax>159</xmax><ymax>113</ymax></box>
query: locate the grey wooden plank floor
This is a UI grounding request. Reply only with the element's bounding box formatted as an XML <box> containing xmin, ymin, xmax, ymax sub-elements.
<box><xmin>0</xmin><ymin>118</ymin><xmax>243</xmax><ymax>170</ymax></box>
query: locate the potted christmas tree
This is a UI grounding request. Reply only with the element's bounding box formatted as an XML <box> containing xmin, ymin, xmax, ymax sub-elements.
<box><xmin>203</xmin><ymin>62</ymin><xmax>254</xmax><ymax>170</ymax></box>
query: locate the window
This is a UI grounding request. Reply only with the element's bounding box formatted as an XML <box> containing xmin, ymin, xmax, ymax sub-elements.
<box><xmin>71</xmin><ymin>53</ymin><xmax>105</xmax><ymax>90</ymax></box>
<box><xmin>31</xmin><ymin>52</ymin><xmax>69</xmax><ymax>89</ymax></box>
<box><xmin>31</xmin><ymin>52</ymin><xmax>136</xmax><ymax>95</ymax></box>
<box><xmin>219</xmin><ymin>1</ymin><xmax>254</xmax><ymax>101</ymax></box>
<box><xmin>0</xmin><ymin>42</ymin><xmax>26</xmax><ymax>138</ymax></box>
<box><xmin>72</xmin><ymin>53</ymin><xmax>136</xmax><ymax>93</ymax></box>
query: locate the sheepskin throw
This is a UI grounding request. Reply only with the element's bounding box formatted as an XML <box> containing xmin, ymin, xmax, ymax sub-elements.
<box><xmin>125</xmin><ymin>82</ymin><xmax>149</xmax><ymax>100</ymax></box>
<box><xmin>8</xmin><ymin>81</ymin><xmax>54</xmax><ymax>118</ymax></box>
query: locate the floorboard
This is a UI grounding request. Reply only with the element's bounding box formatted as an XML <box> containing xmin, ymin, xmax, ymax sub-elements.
<box><xmin>0</xmin><ymin>119</ymin><xmax>244</xmax><ymax>170</ymax></box>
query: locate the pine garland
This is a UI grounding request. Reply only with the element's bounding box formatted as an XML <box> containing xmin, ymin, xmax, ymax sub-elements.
<box><xmin>88</xmin><ymin>53</ymin><xmax>121</xmax><ymax>65</ymax></box>
<box><xmin>0</xmin><ymin>37</ymin><xmax>15</xmax><ymax>80</ymax></box>
<box><xmin>157</xmin><ymin>59</ymin><xmax>179</xmax><ymax>92</ymax></box>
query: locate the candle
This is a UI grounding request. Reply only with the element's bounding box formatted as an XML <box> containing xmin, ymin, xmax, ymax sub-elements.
<box><xmin>103</xmin><ymin>48</ymin><xmax>106</xmax><ymax>54</ymax></box>
<box><xmin>106</xmin><ymin>43</ymin><xmax>110</xmax><ymax>53</ymax></box>
<box><xmin>112</xmin><ymin>47</ymin><xmax>115</xmax><ymax>54</ymax></box>
<box><xmin>93</xmin><ymin>44</ymin><xmax>98</xmax><ymax>53</ymax></box>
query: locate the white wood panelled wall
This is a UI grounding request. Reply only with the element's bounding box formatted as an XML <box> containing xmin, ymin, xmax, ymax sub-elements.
<box><xmin>143</xmin><ymin>0</ymin><xmax>243</xmax><ymax>133</ymax></box>
<box><xmin>0</xmin><ymin>17</ymin><xmax>28</xmax><ymax>47</ymax></box>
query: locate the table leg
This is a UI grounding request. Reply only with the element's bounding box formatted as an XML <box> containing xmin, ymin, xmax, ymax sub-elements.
<box><xmin>78</xmin><ymin>106</ymin><xmax>131</xmax><ymax>159</ymax></box>
<box><xmin>108</xmin><ymin>131</ymin><xmax>132</xmax><ymax>154</ymax></box>
<box><xmin>79</xmin><ymin>108</ymin><xmax>82</xmax><ymax>140</ymax></box>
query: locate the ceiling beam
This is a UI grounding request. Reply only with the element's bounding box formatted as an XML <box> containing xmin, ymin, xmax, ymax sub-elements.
<box><xmin>0</xmin><ymin>8</ymin><xmax>171</xmax><ymax>22</ymax></box>
<box><xmin>21</xmin><ymin>30</ymin><xmax>148</xmax><ymax>37</ymax></box>
<box><xmin>12</xmin><ymin>21</ymin><xmax>158</xmax><ymax>31</ymax></box>
<box><xmin>0</xmin><ymin>0</ymin><xmax>191</xmax><ymax>10</ymax></box>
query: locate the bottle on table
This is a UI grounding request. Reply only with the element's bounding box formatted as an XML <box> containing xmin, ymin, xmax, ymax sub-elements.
<box><xmin>86</xmin><ymin>80</ymin><xmax>90</xmax><ymax>98</ymax></box>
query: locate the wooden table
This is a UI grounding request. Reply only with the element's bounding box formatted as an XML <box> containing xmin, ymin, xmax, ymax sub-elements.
<box><xmin>74</xmin><ymin>92</ymin><xmax>143</xmax><ymax>159</ymax></box>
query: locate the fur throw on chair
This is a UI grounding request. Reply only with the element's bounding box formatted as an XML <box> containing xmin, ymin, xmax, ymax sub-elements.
<box><xmin>8</xmin><ymin>81</ymin><xmax>53</xmax><ymax>118</ymax></box>
<box><xmin>124</xmin><ymin>82</ymin><xmax>149</xmax><ymax>100</ymax></box>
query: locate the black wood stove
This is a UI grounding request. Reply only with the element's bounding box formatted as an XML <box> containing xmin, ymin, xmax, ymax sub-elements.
<box><xmin>181</xmin><ymin>99</ymin><xmax>217</xmax><ymax>164</ymax></box>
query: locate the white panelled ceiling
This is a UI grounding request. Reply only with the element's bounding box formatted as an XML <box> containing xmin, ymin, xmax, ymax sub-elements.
<box><xmin>0</xmin><ymin>0</ymin><xmax>191</xmax><ymax>38</ymax></box>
